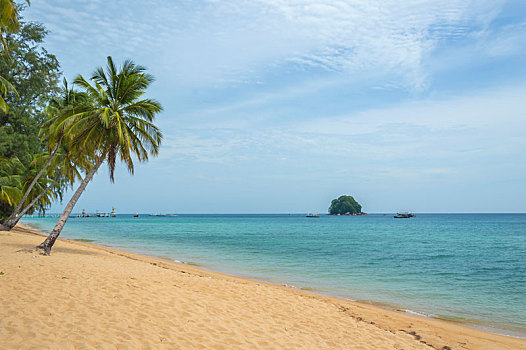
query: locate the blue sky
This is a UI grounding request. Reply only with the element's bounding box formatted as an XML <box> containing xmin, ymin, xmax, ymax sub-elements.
<box><xmin>25</xmin><ymin>0</ymin><xmax>526</xmax><ymax>213</ymax></box>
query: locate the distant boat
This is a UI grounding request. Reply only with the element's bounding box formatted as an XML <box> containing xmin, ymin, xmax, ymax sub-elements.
<box><xmin>79</xmin><ymin>209</ymin><xmax>92</xmax><ymax>217</ymax></box>
<box><xmin>77</xmin><ymin>210</ymin><xmax>93</xmax><ymax>218</ymax></box>
<box><xmin>394</xmin><ymin>212</ymin><xmax>415</xmax><ymax>218</ymax></box>
<box><xmin>133</xmin><ymin>213</ymin><xmax>139</xmax><ymax>218</ymax></box>
<box><xmin>306</xmin><ymin>213</ymin><xmax>320</xmax><ymax>218</ymax></box>
<box><xmin>149</xmin><ymin>213</ymin><xmax>167</xmax><ymax>217</ymax></box>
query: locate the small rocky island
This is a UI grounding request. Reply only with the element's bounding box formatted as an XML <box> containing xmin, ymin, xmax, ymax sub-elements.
<box><xmin>328</xmin><ymin>195</ymin><xmax>367</xmax><ymax>215</ymax></box>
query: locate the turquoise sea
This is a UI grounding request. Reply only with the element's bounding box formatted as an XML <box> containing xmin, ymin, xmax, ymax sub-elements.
<box><xmin>22</xmin><ymin>213</ymin><xmax>526</xmax><ymax>337</ymax></box>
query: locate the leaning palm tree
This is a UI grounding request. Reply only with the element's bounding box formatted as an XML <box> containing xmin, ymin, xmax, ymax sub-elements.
<box><xmin>1</xmin><ymin>79</ymin><xmax>87</xmax><ymax>229</ymax></box>
<box><xmin>1</xmin><ymin>147</ymin><xmax>91</xmax><ymax>230</ymax></box>
<box><xmin>36</xmin><ymin>56</ymin><xmax>163</xmax><ymax>254</ymax></box>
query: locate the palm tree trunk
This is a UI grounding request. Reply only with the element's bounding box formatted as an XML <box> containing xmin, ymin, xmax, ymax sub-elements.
<box><xmin>36</xmin><ymin>156</ymin><xmax>104</xmax><ymax>255</ymax></box>
<box><xmin>7</xmin><ymin>140</ymin><xmax>62</xmax><ymax>224</ymax></box>
<box><xmin>2</xmin><ymin>177</ymin><xmax>60</xmax><ymax>230</ymax></box>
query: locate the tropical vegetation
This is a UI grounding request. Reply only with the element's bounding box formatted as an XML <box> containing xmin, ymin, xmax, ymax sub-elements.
<box><xmin>0</xmin><ymin>0</ymin><xmax>30</xmax><ymax>111</ymax></box>
<box><xmin>35</xmin><ymin>57</ymin><xmax>163</xmax><ymax>254</ymax></box>
<box><xmin>1</xmin><ymin>5</ymin><xmax>61</xmax><ymax>228</ymax></box>
<box><xmin>0</xmin><ymin>6</ymin><xmax>163</xmax><ymax>256</ymax></box>
<box><xmin>329</xmin><ymin>195</ymin><xmax>362</xmax><ymax>215</ymax></box>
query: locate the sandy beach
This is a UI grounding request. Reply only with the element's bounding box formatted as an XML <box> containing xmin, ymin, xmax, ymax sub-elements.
<box><xmin>1</xmin><ymin>226</ymin><xmax>524</xmax><ymax>349</ymax></box>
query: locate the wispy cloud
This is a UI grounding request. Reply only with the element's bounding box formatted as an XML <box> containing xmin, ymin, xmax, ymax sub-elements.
<box><xmin>159</xmin><ymin>83</ymin><xmax>526</xmax><ymax>179</ymax></box>
<box><xmin>26</xmin><ymin>0</ymin><xmax>514</xmax><ymax>90</ymax></box>
<box><xmin>24</xmin><ymin>1</ymin><xmax>526</xmax><ymax>212</ymax></box>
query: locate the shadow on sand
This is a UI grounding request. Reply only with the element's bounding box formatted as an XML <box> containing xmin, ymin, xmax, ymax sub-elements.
<box><xmin>6</xmin><ymin>242</ymin><xmax>103</xmax><ymax>256</ymax></box>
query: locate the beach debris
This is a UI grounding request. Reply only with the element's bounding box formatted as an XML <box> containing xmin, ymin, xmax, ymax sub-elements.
<box><xmin>0</xmin><ymin>271</ymin><xmax>4</xmax><ymax>275</ymax></box>
<box><xmin>32</xmin><ymin>255</ymin><xmax>39</xmax><ymax>258</ymax></box>
<box><xmin>338</xmin><ymin>306</ymin><xmax>350</xmax><ymax>312</ymax></box>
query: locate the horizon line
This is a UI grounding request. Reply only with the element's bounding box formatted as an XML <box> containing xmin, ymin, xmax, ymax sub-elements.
<box><xmin>28</xmin><ymin>212</ymin><xmax>526</xmax><ymax>215</ymax></box>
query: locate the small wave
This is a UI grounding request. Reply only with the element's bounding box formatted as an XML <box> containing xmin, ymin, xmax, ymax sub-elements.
<box><xmin>405</xmin><ymin>309</ymin><xmax>429</xmax><ymax>318</ymax></box>
<box><xmin>433</xmin><ymin>314</ymin><xmax>469</xmax><ymax>323</ymax></box>
<box><xmin>299</xmin><ymin>286</ymin><xmax>317</xmax><ymax>291</ymax></box>
<box><xmin>429</xmin><ymin>254</ymin><xmax>455</xmax><ymax>259</ymax></box>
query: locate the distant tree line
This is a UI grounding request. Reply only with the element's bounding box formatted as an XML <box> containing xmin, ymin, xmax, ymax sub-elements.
<box><xmin>0</xmin><ymin>3</ymin><xmax>163</xmax><ymax>255</ymax></box>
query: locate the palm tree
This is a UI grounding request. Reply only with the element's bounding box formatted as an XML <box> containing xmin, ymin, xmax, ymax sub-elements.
<box><xmin>0</xmin><ymin>79</ymin><xmax>87</xmax><ymax>230</ymax></box>
<box><xmin>0</xmin><ymin>74</ymin><xmax>17</xmax><ymax>112</ymax></box>
<box><xmin>0</xmin><ymin>156</ymin><xmax>23</xmax><ymax>206</ymax></box>
<box><xmin>0</xmin><ymin>0</ymin><xmax>29</xmax><ymax>112</ymax></box>
<box><xmin>36</xmin><ymin>56</ymin><xmax>163</xmax><ymax>254</ymax></box>
<box><xmin>0</xmin><ymin>0</ymin><xmax>30</xmax><ymax>50</ymax></box>
<box><xmin>1</xmin><ymin>147</ymin><xmax>90</xmax><ymax>230</ymax></box>
<box><xmin>0</xmin><ymin>156</ymin><xmax>23</xmax><ymax>228</ymax></box>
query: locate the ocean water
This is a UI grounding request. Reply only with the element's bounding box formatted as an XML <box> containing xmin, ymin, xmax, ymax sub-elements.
<box><xmin>22</xmin><ymin>213</ymin><xmax>526</xmax><ymax>337</ymax></box>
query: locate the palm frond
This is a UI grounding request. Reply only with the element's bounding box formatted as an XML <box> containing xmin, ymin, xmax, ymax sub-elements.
<box><xmin>53</xmin><ymin>56</ymin><xmax>163</xmax><ymax>183</ymax></box>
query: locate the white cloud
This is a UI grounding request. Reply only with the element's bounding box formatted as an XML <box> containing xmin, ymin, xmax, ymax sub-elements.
<box><xmin>159</xmin><ymin>83</ymin><xmax>526</xmax><ymax>177</ymax></box>
<box><xmin>26</xmin><ymin>0</ymin><xmax>511</xmax><ymax>89</ymax></box>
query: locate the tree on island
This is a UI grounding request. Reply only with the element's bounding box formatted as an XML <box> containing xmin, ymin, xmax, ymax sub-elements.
<box><xmin>329</xmin><ymin>195</ymin><xmax>362</xmax><ymax>215</ymax></box>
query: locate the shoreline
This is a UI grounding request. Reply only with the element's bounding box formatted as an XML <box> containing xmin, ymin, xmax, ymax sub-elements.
<box><xmin>1</xmin><ymin>224</ymin><xmax>524</xmax><ymax>349</ymax></box>
<box><xmin>18</xmin><ymin>221</ymin><xmax>526</xmax><ymax>340</ymax></box>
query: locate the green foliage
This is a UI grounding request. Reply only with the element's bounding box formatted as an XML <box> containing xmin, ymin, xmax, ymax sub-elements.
<box><xmin>0</xmin><ymin>156</ymin><xmax>23</xmax><ymax>221</ymax></box>
<box><xmin>0</xmin><ymin>0</ymin><xmax>30</xmax><ymax>112</ymax></box>
<box><xmin>329</xmin><ymin>195</ymin><xmax>362</xmax><ymax>215</ymax></box>
<box><xmin>0</xmin><ymin>156</ymin><xmax>22</xmax><ymax>204</ymax></box>
<box><xmin>66</xmin><ymin>56</ymin><xmax>163</xmax><ymax>181</ymax></box>
<box><xmin>41</xmin><ymin>78</ymin><xmax>93</xmax><ymax>184</ymax></box>
<box><xmin>0</xmin><ymin>196</ymin><xmax>13</xmax><ymax>221</ymax></box>
<box><xmin>0</xmin><ymin>74</ymin><xmax>17</xmax><ymax>112</ymax></box>
<box><xmin>0</xmin><ymin>10</ymin><xmax>71</xmax><ymax>222</ymax></box>
<box><xmin>5</xmin><ymin>79</ymin><xmax>93</xmax><ymax>223</ymax></box>
<box><xmin>0</xmin><ymin>21</ymin><xmax>60</xmax><ymax>165</ymax></box>
<box><xmin>19</xmin><ymin>153</ymin><xmax>59</xmax><ymax>210</ymax></box>
<box><xmin>0</xmin><ymin>1</ymin><xmax>31</xmax><ymax>50</ymax></box>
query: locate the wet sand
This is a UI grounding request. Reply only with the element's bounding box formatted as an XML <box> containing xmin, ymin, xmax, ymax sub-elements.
<box><xmin>1</xmin><ymin>226</ymin><xmax>524</xmax><ymax>349</ymax></box>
